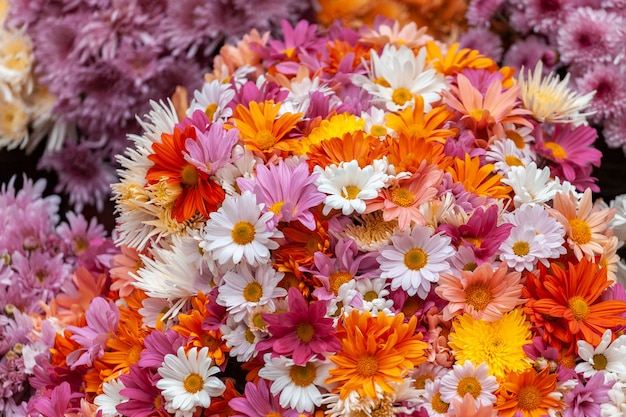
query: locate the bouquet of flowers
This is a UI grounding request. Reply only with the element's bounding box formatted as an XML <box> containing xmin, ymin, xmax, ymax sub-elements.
<box><xmin>0</xmin><ymin>175</ymin><xmax>116</xmax><ymax>416</ymax></box>
<box><xmin>26</xmin><ymin>16</ymin><xmax>626</xmax><ymax>417</ymax></box>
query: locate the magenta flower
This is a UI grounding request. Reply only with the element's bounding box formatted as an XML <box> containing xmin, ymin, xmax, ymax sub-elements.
<box><xmin>229</xmin><ymin>379</ymin><xmax>299</xmax><ymax>417</ymax></box>
<box><xmin>138</xmin><ymin>329</ymin><xmax>186</xmax><ymax>371</ymax></box>
<box><xmin>564</xmin><ymin>372</ymin><xmax>614</xmax><ymax>417</ymax></box>
<box><xmin>27</xmin><ymin>382</ymin><xmax>82</xmax><ymax>417</ymax></box>
<box><xmin>184</xmin><ymin>116</ymin><xmax>241</xmax><ymax>176</ymax></box>
<box><xmin>118</xmin><ymin>365</ymin><xmax>168</xmax><ymax>417</ymax></box>
<box><xmin>256</xmin><ymin>287</ymin><xmax>340</xmax><ymax>365</ymax></box>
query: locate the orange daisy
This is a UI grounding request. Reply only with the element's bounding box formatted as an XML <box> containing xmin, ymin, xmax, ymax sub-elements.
<box><xmin>494</xmin><ymin>368</ymin><xmax>565</xmax><ymax>417</ymax></box>
<box><xmin>305</xmin><ymin>130</ymin><xmax>389</xmax><ymax>170</ymax></box>
<box><xmin>550</xmin><ymin>189</ymin><xmax>615</xmax><ymax>261</ymax></box>
<box><xmin>523</xmin><ymin>258</ymin><xmax>626</xmax><ymax>353</ymax></box>
<box><xmin>326</xmin><ymin>310</ymin><xmax>427</xmax><ymax>399</ymax></box>
<box><xmin>274</xmin><ymin>215</ymin><xmax>331</xmax><ymax>269</ymax></box>
<box><xmin>385</xmin><ymin>96</ymin><xmax>457</xmax><ymax>143</ymax></box>
<box><xmin>230</xmin><ymin>100</ymin><xmax>302</xmax><ymax>158</ymax></box>
<box><xmin>146</xmin><ymin>125</ymin><xmax>226</xmax><ymax>222</ymax></box>
<box><xmin>385</xmin><ymin>133</ymin><xmax>453</xmax><ymax>173</ymax></box>
<box><xmin>425</xmin><ymin>41</ymin><xmax>498</xmax><ymax>77</ymax></box>
<box><xmin>446</xmin><ymin>154</ymin><xmax>512</xmax><ymax>200</ymax></box>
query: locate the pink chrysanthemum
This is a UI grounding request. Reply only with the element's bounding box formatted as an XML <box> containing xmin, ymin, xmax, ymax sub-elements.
<box><xmin>575</xmin><ymin>62</ymin><xmax>626</xmax><ymax>123</ymax></box>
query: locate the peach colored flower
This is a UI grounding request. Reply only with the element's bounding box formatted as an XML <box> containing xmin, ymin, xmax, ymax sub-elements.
<box><xmin>435</xmin><ymin>262</ymin><xmax>524</xmax><ymax>322</ymax></box>
<box><xmin>425</xmin><ymin>306</ymin><xmax>454</xmax><ymax>367</ymax></box>
<box><xmin>109</xmin><ymin>244</ymin><xmax>144</xmax><ymax>298</ymax></box>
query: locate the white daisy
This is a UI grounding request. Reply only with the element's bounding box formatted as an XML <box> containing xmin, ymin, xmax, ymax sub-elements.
<box><xmin>377</xmin><ymin>224</ymin><xmax>454</xmax><ymax>298</ymax></box>
<box><xmin>575</xmin><ymin>329</ymin><xmax>626</xmax><ymax>381</ymax></box>
<box><xmin>421</xmin><ymin>379</ymin><xmax>450</xmax><ymax>417</ymax></box>
<box><xmin>186</xmin><ymin>79</ymin><xmax>235</xmax><ymax>122</ymax></box>
<box><xmin>201</xmin><ymin>191</ymin><xmax>282</xmax><ymax>266</ymax></box>
<box><xmin>501</xmin><ymin>162</ymin><xmax>560</xmax><ymax>207</ymax></box>
<box><xmin>439</xmin><ymin>361</ymin><xmax>498</xmax><ymax>409</ymax></box>
<box><xmin>499</xmin><ymin>225</ymin><xmax>547</xmax><ymax>272</ymax></box>
<box><xmin>216</xmin><ymin>262</ymin><xmax>286</xmax><ymax>321</ymax></box>
<box><xmin>315</xmin><ymin>159</ymin><xmax>388</xmax><ymax>216</ymax></box>
<box><xmin>519</xmin><ymin>60</ymin><xmax>595</xmax><ymax>126</ymax></box>
<box><xmin>157</xmin><ymin>346</ymin><xmax>226</xmax><ymax>417</ymax></box>
<box><xmin>353</xmin><ymin>44</ymin><xmax>446</xmax><ymax>112</ymax></box>
<box><xmin>94</xmin><ymin>378</ymin><xmax>128</xmax><ymax>417</ymax></box>
<box><xmin>354</xmin><ymin>276</ymin><xmax>394</xmax><ymax>315</ymax></box>
<box><xmin>214</xmin><ymin>145</ymin><xmax>260</xmax><ymax>196</ymax></box>
<box><xmin>138</xmin><ymin>297</ymin><xmax>174</xmax><ymax>330</ymax></box>
<box><xmin>485</xmin><ymin>138</ymin><xmax>533</xmax><ymax>175</ymax></box>
<box><xmin>361</xmin><ymin>107</ymin><xmax>394</xmax><ymax>138</ymax></box>
<box><xmin>220</xmin><ymin>315</ymin><xmax>263</xmax><ymax>362</ymax></box>
<box><xmin>258</xmin><ymin>354</ymin><xmax>335</xmax><ymax>413</ymax></box>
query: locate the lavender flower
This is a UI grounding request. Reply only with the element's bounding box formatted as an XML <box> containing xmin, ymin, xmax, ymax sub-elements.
<box><xmin>564</xmin><ymin>372</ymin><xmax>614</xmax><ymax>417</ymax></box>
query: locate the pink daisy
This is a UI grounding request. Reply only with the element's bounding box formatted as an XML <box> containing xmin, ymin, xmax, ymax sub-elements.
<box><xmin>229</xmin><ymin>379</ymin><xmax>299</xmax><ymax>417</ymax></box>
<box><xmin>435</xmin><ymin>262</ymin><xmax>525</xmax><ymax>322</ymax></box>
<box><xmin>118</xmin><ymin>365</ymin><xmax>168</xmax><ymax>417</ymax></box>
<box><xmin>255</xmin><ymin>287</ymin><xmax>341</xmax><ymax>366</ymax></box>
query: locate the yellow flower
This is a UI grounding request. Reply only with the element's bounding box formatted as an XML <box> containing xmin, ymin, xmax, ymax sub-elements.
<box><xmin>448</xmin><ymin>308</ymin><xmax>532</xmax><ymax>379</ymax></box>
<box><xmin>297</xmin><ymin>113</ymin><xmax>364</xmax><ymax>155</ymax></box>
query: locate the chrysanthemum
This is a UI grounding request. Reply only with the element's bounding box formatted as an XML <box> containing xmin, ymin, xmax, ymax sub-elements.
<box><xmin>201</xmin><ymin>191</ymin><xmax>282</xmax><ymax>266</ymax></box>
<box><xmin>575</xmin><ymin>62</ymin><xmax>626</xmax><ymax>123</ymax></box>
<box><xmin>448</xmin><ymin>308</ymin><xmax>532</xmax><ymax>379</ymax></box>
<box><xmin>378</xmin><ymin>224</ymin><xmax>455</xmax><ymax>298</ymax></box>
<box><xmin>258</xmin><ymin>355</ymin><xmax>334</xmax><ymax>413</ymax></box>
<box><xmin>564</xmin><ymin>371</ymin><xmax>615</xmax><ymax>417</ymax></box>
<box><xmin>440</xmin><ymin>361</ymin><xmax>498</xmax><ymax>408</ymax></box>
<box><xmin>498</xmin><ymin>225</ymin><xmax>547</xmax><ymax>272</ymax></box>
<box><xmin>326</xmin><ymin>309</ymin><xmax>427</xmax><ymax>400</ymax></box>
<box><xmin>436</xmin><ymin>262</ymin><xmax>524</xmax><ymax>321</ymax></box>
<box><xmin>518</xmin><ymin>60</ymin><xmax>595</xmax><ymax>126</ymax></box>
<box><xmin>459</xmin><ymin>27</ymin><xmax>504</xmax><ymax>63</ymax></box>
<box><xmin>314</xmin><ymin>159</ymin><xmax>388</xmax><ymax>216</ymax></box>
<box><xmin>575</xmin><ymin>329</ymin><xmax>626</xmax><ymax>380</ymax></box>
<box><xmin>156</xmin><ymin>346</ymin><xmax>226</xmax><ymax>417</ymax></box>
<box><xmin>93</xmin><ymin>378</ymin><xmax>128</xmax><ymax>417</ymax></box>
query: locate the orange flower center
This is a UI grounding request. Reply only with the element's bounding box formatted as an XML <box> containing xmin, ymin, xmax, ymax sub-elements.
<box><xmin>390</xmin><ymin>187</ymin><xmax>414</xmax><ymax>207</ymax></box>
<box><xmin>402</xmin><ymin>296</ymin><xmax>421</xmax><ymax>317</ymax></box>
<box><xmin>183</xmin><ymin>373</ymin><xmax>204</xmax><ymax>393</ymax></box>
<box><xmin>255</xmin><ymin>129</ymin><xmax>278</xmax><ymax>150</ymax></box>
<box><xmin>296</xmin><ymin>322</ymin><xmax>315</xmax><ymax>343</ymax></box>
<box><xmin>544</xmin><ymin>142</ymin><xmax>567</xmax><ymax>159</ymax></box>
<box><xmin>505</xmin><ymin>155</ymin><xmax>524</xmax><ymax>167</ymax></box>
<box><xmin>205</xmin><ymin>103</ymin><xmax>218</xmax><ymax>121</ymax></box>
<box><xmin>343</xmin><ymin>185</ymin><xmax>361</xmax><ymax>200</ymax></box>
<box><xmin>568</xmin><ymin>295</ymin><xmax>590</xmax><ymax>321</ymax></box>
<box><xmin>232</xmin><ymin>221</ymin><xmax>256</xmax><ymax>245</ymax></box>
<box><xmin>506</xmin><ymin>130</ymin><xmax>526</xmax><ymax>149</ymax></box>
<box><xmin>568</xmin><ymin>218</ymin><xmax>592</xmax><ymax>245</ymax></box>
<box><xmin>356</xmin><ymin>354</ymin><xmax>379</xmax><ymax>377</ymax></box>
<box><xmin>181</xmin><ymin>164</ymin><xmax>199</xmax><ymax>187</ymax></box>
<box><xmin>243</xmin><ymin>282</ymin><xmax>263</xmax><ymax>302</ymax></box>
<box><xmin>329</xmin><ymin>271</ymin><xmax>353</xmax><ymax>294</ymax></box>
<box><xmin>457</xmin><ymin>376</ymin><xmax>482</xmax><ymax>398</ymax></box>
<box><xmin>201</xmin><ymin>333</ymin><xmax>221</xmax><ymax>351</ymax></box>
<box><xmin>127</xmin><ymin>345</ymin><xmax>142</xmax><ymax>365</ymax></box>
<box><xmin>464</xmin><ymin>237</ymin><xmax>483</xmax><ymax>248</ymax></box>
<box><xmin>465</xmin><ymin>283</ymin><xmax>493</xmax><ymax>311</ymax></box>
<box><xmin>154</xmin><ymin>395</ymin><xmax>163</xmax><ymax>409</ymax></box>
<box><xmin>512</xmin><ymin>241</ymin><xmax>530</xmax><ymax>256</ymax></box>
<box><xmin>392</xmin><ymin>88</ymin><xmax>412</xmax><ymax>106</ymax></box>
<box><xmin>560</xmin><ymin>353</ymin><xmax>576</xmax><ymax>369</ymax></box>
<box><xmin>431</xmin><ymin>392</ymin><xmax>450</xmax><ymax>414</ymax></box>
<box><xmin>266</xmin><ymin>413</ymin><xmax>282</xmax><ymax>417</ymax></box>
<box><xmin>289</xmin><ymin>362</ymin><xmax>317</xmax><ymax>387</ymax></box>
<box><xmin>592</xmin><ymin>353</ymin><xmax>608</xmax><ymax>371</ymax></box>
<box><xmin>516</xmin><ymin>385</ymin><xmax>542</xmax><ymax>411</ymax></box>
<box><xmin>470</xmin><ymin>109</ymin><xmax>485</xmax><ymax>122</ymax></box>
<box><xmin>404</xmin><ymin>248</ymin><xmax>428</xmax><ymax>270</ymax></box>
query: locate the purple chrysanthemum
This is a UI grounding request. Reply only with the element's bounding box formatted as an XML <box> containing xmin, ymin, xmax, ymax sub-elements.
<box><xmin>466</xmin><ymin>0</ymin><xmax>505</xmax><ymax>26</ymax></box>
<box><xmin>564</xmin><ymin>372</ymin><xmax>614</xmax><ymax>417</ymax></box>
<box><xmin>575</xmin><ymin>62</ymin><xmax>626</xmax><ymax>123</ymax></box>
<box><xmin>503</xmin><ymin>36</ymin><xmax>558</xmax><ymax>75</ymax></box>
<box><xmin>459</xmin><ymin>27</ymin><xmax>504</xmax><ymax>62</ymax></box>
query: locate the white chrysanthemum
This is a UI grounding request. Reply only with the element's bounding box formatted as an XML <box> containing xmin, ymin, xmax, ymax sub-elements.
<box><xmin>354</xmin><ymin>276</ymin><xmax>394</xmax><ymax>315</ymax></box>
<box><xmin>187</xmin><ymin>79</ymin><xmax>235</xmax><ymax>122</ymax></box>
<box><xmin>502</xmin><ymin>162</ymin><xmax>560</xmax><ymax>207</ymax></box>
<box><xmin>377</xmin><ymin>224</ymin><xmax>454</xmax><ymax>298</ymax></box>
<box><xmin>353</xmin><ymin>44</ymin><xmax>446</xmax><ymax>112</ymax></box>
<box><xmin>485</xmin><ymin>138</ymin><xmax>534</xmax><ymax>175</ymax></box>
<box><xmin>94</xmin><ymin>378</ymin><xmax>128</xmax><ymax>417</ymax></box>
<box><xmin>202</xmin><ymin>191</ymin><xmax>282</xmax><ymax>266</ymax></box>
<box><xmin>439</xmin><ymin>361</ymin><xmax>498</xmax><ymax>409</ymax></box>
<box><xmin>575</xmin><ymin>329</ymin><xmax>626</xmax><ymax>381</ymax></box>
<box><xmin>315</xmin><ymin>159</ymin><xmax>388</xmax><ymax>216</ymax></box>
<box><xmin>157</xmin><ymin>347</ymin><xmax>226</xmax><ymax>417</ymax></box>
<box><xmin>258</xmin><ymin>354</ymin><xmax>335</xmax><ymax>413</ymax></box>
<box><xmin>499</xmin><ymin>225</ymin><xmax>546</xmax><ymax>272</ymax></box>
<box><xmin>216</xmin><ymin>262</ymin><xmax>286</xmax><ymax>321</ymax></box>
<box><xmin>0</xmin><ymin>96</ymin><xmax>28</xmax><ymax>149</ymax></box>
<box><xmin>519</xmin><ymin>60</ymin><xmax>595</xmax><ymax>126</ymax></box>
<box><xmin>220</xmin><ymin>315</ymin><xmax>263</xmax><ymax>362</ymax></box>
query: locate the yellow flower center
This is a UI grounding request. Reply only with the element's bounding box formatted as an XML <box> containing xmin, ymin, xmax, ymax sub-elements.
<box><xmin>371</xmin><ymin>400</ymin><xmax>394</xmax><ymax>417</ymax></box>
<box><xmin>283</xmin><ymin>47</ymin><xmax>296</xmax><ymax>58</ymax></box>
<box><xmin>512</xmin><ymin>241</ymin><xmax>530</xmax><ymax>256</ymax></box>
<box><xmin>289</xmin><ymin>362</ymin><xmax>317</xmax><ymax>387</ymax></box>
<box><xmin>404</xmin><ymin>248</ymin><xmax>428</xmax><ymax>270</ymax></box>
<box><xmin>431</xmin><ymin>392</ymin><xmax>450</xmax><ymax>414</ymax></box>
<box><xmin>296</xmin><ymin>322</ymin><xmax>315</xmax><ymax>343</ymax></box>
<box><xmin>251</xmin><ymin>313</ymin><xmax>266</xmax><ymax>329</ymax></box>
<box><xmin>544</xmin><ymin>142</ymin><xmax>567</xmax><ymax>159</ymax></box>
<box><xmin>568</xmin><ymin>218</ymin><xmax>592</xmax><ymax>245</ymax></box>
<box><xmin>245</xmin><ymin>328</ymin><xmax>256</xmax><ymax>344</ymax></box>
<box><xmin>592</xmin><ymin>353</ymin><xmax>608</xmax><ymax>371</ymax></box>
<box><xmin>370</xmin><ymin>125</ymin><xmax>387</xmax><ymax>137</ymax></box>
<box><xmin>465</xmin><ymin>283</ymin><xmax>493</xmax><ymax>311</ymax></box>
<box><xmin>568</xmin><ymin>296</ymin><xmax>589</xmax><ymax>321</ymax></box>
<box><xmin>505</xmin><ymin>155</ymin><xmax>524</xmax><ymax>167</ymax></box>
<box><xmin>356</xmin><ymin>354</ymin><xmax>379</xmax><ymax>377</ymax></box>
<box><xmin>127</xmin><ymin>345</ymin><xmax>142</xmax><ymax>365</ymax></box>
<box><xmin>413</xmin><ymin>374</ymin><xmax>433</xmax><ymax>390</ymax></box>
<box><xmin>363</xmin><ymin>291</ymin><xmax>378</xmax><ymax>302</ymax></box>
<box><xmin>457</xmin><ymin>376</ymin><xmax>482</xmax><ymax>398</ymax></box>
<box><xmin>462</xmin><ymin>262</ymin><xmax>477</xmax><ymax>272</ymax></box>
<box><xmin>183</xmin><ymin>373</ymin><xmax>204</xmax><ymax>393</ymax></box>
<box><xmin>231</xmin><ymin>221</ymin><xmax>256</xmax><ymax>245</ymax></box>
<box><xmin>343</xmin><ymin>185</ymin><xmax>361</xmax><ymax>200</ymax></box>
<box><xmin>255</xmin><ymin>129</ymin><xmax>278</xmax><ymax>151</ymax></box>
<box><xmin>470</xmin><ymin>109</ymin><xmax>485</xmax><ymax>121</ymax></box>
<box><xmin>329</xmin><ymin>271</ymin><xmax>353</xmax><ymax>294</ymax></box>
<box><xmin>181</xmin><ymin>164</ymin><xmax>199</xmax><ymax>187</ymax></box>
<box><xmin>560</xmin><ymin>353</ymin><xmax>576</xmax><ymax>369</ymax></box>
<box><xmin>464</xmin><ymin>237</ymin><xmax>483</xmax><ymax>248</ymax></box>
<box><xmin>390</xmin><ymin>187</ymin><xmax>414</xmax><ymax>207</ymax></box>
<box><xmin>205</xmin><ymin>103</ymin><xmax>218</xmax><ymax>121</ymax></box>
<box><xmin>243</xmin><ymin>282</ymin><xmax>263</xmax><ymax>302</ymax></box>
<box><xmin>268</xmin><ymin>201</ymin><xmax>285</xmax><ymax>216</ymax></box>
<box><xmin>516</xmin><ymin>385</ymin><xmax>542</xmax><ymax>411</ymax></box>
<box><xmin>392</xmin><ymin>88</ymin><xmax>412</xmax><ymax>106</ymax></box>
